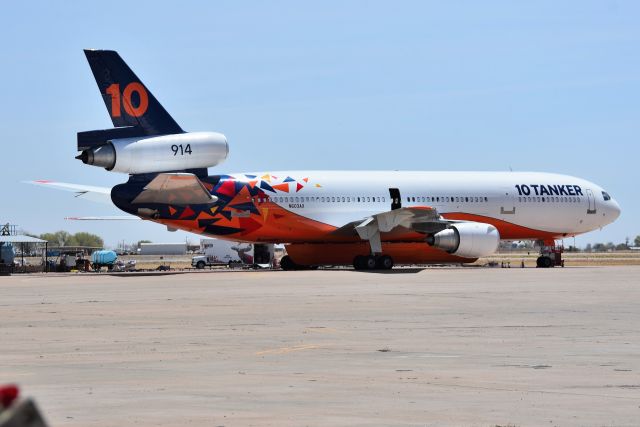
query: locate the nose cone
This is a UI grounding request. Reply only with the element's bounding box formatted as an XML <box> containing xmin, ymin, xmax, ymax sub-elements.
<box><xmin>608</xmin><ymin>199</ymin><xmax>621</xmax><ymax>222</ymax></box>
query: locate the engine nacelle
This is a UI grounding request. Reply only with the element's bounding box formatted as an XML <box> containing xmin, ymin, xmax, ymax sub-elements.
<box><xmin>426</xmin><ymin>222</ymin><xmax>500</xmax><ymax>258</ymax></box>
<box><xmin>77</xmin><ymin>132</ymin><xmax>228</xmax><ymax>174</ymax></box>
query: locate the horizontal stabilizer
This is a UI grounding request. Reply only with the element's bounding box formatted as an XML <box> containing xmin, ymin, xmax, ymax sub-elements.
<box><xmin>26</xmin><ymin>180</ymin><xmax>112</xmax><ymax>204</ymax></box>
<box><xmin>65</xmin><ymin>216</ymin><xmax>140</xmax><ymax>220</ymax></box>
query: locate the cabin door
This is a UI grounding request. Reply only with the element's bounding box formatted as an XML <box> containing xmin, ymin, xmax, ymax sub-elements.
<box><xmin>586</xmin><ymin>188</ymin><xmax>597</xmax><ymax>214</ymax></box>
<box><xmin>389</xmin><ymin>188</ymin><xmax>401</xmax><ymax>210</ymax></box>
<box><xmin>500</xmin><ymin>190</ymin><xmax>516</xmax><ymax>215</ymax></box>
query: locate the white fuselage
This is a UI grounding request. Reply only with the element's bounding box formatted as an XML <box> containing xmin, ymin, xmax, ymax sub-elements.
<box><xmin>234</xmin><ymin>171</ymin><xmax>620</xmax><ymax>239</ymax></box>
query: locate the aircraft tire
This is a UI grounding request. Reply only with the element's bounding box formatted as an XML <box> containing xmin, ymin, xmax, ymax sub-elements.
<box><xmin>376</xmin><ymin>255</ymin><xmax>394</xmax><ymax>270</ymax></box>
<box><xmin>280</xmin><ymin>255</ymin><xmax>297</xmax><ymax>271</ymax></box>
<box><xmin>536</xmin><ymin>256</ymin><xmax>552</xmax><ymax>268</ymax></box>
<box><xmin>364</xmin><ymin>255</ymin><xmax>377</xmax><ymax>270</ymax></box>
<box><xmin>353</xmin><ymin>255</ymin><xmax>366</xmax><ymax>270</ymax></box>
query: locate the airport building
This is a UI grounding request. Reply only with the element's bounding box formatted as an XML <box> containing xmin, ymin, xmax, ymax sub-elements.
<box><xmin>139</xmin><ymin>242</ymin><xmax>187</xmax><ymax>255</ymax></box>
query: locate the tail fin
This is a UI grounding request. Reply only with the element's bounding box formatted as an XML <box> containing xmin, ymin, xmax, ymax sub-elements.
<box><xmin>84</xmin><ymin>49</ymin><xmax>183</xmax><ymax>135</ymax></box>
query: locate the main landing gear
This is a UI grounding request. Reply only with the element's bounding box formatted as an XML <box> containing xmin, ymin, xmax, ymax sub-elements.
<box><xmin>353</xmin><ymin>254</ymin><xmax>394</xmax><ymax>271</ymax></box>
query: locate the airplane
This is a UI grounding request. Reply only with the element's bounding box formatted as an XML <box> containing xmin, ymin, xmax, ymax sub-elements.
<box><xmin>31</xmin><ymin>49</ymin><xmax>621</xmax><ymax>270</ymax></box>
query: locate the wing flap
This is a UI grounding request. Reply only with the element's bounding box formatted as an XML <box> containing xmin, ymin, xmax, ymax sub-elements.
<box><xmin>342</xmin><ymin>206</ymin><xmax>448</xmax><ymax>254</ymax></box>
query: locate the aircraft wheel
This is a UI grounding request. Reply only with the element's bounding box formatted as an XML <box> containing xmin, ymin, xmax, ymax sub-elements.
<box><xmin>376</xmin><ymin>255</ymin><xmax>394</xmax><ymax>270</ymax></box>
<box><xmin>353</xmin><ymin>255</ymin><xmax>366</xmax><ymax>270</ymax></box>
<box><xmin>536</xmin><ymin>256</ymin><xmax>552</xmax><ymax>268</ymax></box>
<box><xmin>280</xmin><ymin>255</ymin><xmax>297</xmax><ymax>271</ymax></box>
<box><xmin>363</xmin><ymin>255</ymin><xmax>377</xmax><ymax>270</ymax></box>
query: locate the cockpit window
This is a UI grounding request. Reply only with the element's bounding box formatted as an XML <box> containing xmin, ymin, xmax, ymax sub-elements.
<box><xmin>602</xmin><ymin>191</ymin><xmax>611</xmax><ymax>201</ymax></box>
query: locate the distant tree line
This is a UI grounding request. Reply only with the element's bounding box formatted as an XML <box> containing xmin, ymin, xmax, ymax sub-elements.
<box><xmin>584</xmin><ymin>235</ymin><xmax>640</xmax><ymax>252</ymax></box>
<box><xmin>27</xmin><ymin>231</ymin><xmax>104</xmax><ymax>248</ymax></box>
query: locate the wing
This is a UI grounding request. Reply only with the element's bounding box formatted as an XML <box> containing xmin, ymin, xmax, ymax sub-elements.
<box><xmin>26</xmin><ymin>180</ymin><xmax>113</xmax><ymax>204</ymax></box>
<box><xmin>337</xmin><ymin>206</ymin><xmax>450</xmax><ymax>254</ymax></box>
<box><xmin>131</xmin><ymin>173</ymin><xmax>218</xmax><ymax>206</ymax></box>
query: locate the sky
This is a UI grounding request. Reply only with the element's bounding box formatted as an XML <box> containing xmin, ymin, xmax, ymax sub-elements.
<box><xmin>1</xmin><ymin>1</ymin><xmax>638</xmax><ymax>248</ymax></box>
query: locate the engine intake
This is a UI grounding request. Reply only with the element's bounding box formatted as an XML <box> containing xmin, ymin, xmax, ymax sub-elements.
<box><xmin>77</xmin><ymin>131</ymin><xmax>228</xmax><ymax>174</ymax></box>
<box><xmin>426</xmin><ymin>222</ymin><xmax>500</xmax><ymax>258</ymax></box>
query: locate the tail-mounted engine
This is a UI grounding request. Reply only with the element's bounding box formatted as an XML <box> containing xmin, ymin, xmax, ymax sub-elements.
<box><xmin>76</xmin><ymin>131</ymin><xmax>228</xmax><ymax>174</ymax></box>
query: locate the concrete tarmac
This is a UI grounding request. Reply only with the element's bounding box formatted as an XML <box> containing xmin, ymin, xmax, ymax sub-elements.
<box><xmin>1</xmin><ymin>266</ymin><xmax>639</xmax><ymax>426</ymax></box>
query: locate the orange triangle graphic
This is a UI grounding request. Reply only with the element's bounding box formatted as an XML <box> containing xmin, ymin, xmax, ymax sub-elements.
<box><xmin>169</xmin><ymin>206</ymin><xmax>177</xmax><ymax>216</ymax></box>
<box><xmin>272</xmin><ymin>183</ymin><xmax>289</xmax><ymax>193</ymax></box>
<box><xmin>303</xmin><ymin>177</ymin><xmax>309</xmax><ymax>183</ymax></box>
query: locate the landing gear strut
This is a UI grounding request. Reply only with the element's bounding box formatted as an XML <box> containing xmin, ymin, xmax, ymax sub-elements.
<box><xmin>353</xmin><ymin>254</ymin><xmax>394</xmax><ymax>270</ymax></box>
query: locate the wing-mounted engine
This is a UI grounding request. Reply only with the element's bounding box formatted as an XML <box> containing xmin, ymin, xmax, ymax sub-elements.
<box><xmin>426</xmin><ymin>222</ymin><xmax>500</xmax><ymax>258</ymax></box>
<box><xmin>76</xmin><ymin>131</ymin><xmax>228</xmax><ymax>174</ymax></box>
